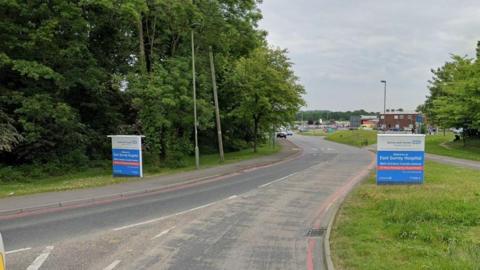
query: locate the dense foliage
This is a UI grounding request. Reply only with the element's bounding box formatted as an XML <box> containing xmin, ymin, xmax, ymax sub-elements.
<box><xmin>422</xmin><ymin>42</ymin><xmax>480</xmax><ymax>140</ymax></box>
<box><xmin>0</xmin><ymin>0</ymin><xmax>305</xmax><ymax>179</ymax></box>
<box><xmin>297</xmin><ymin>110</ymin><xmax>379</xmax><ymax>124</ymax></box>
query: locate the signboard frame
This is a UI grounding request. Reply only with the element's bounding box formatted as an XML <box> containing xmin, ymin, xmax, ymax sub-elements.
<box><xmin>377</xmin><ymin>134</ymin><xmax>425</xmax><ymax>185</ymax></box>
<box><xmin>108</xmin><ymin>135</ymin><xmax>145</xmax><ymax>178</ymax></box>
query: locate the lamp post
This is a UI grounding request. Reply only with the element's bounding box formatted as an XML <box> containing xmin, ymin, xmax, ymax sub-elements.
<box><xmin>380</xmin><ymin>80</ymin><xmax>387</xmax><ymax>131</ymax></box>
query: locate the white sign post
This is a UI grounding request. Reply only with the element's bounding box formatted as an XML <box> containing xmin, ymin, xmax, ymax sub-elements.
<box><xmin>0</xmin><ymin>233</ymin><xmax>5</xmax><ymax>270</ymax></box>
<box><xmin>107</xmin><ymin>135</ymin><xmax>145</xmax><ymax>177</ymax></box>
<box><xmin>377</xmin><ymin>134</ymin><xmax>426</xmax><ymax>185</ymax></box>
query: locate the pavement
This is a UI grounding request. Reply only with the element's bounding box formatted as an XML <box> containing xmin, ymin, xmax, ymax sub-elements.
<box><xmin>425</xmin><ymin>153</ymin><xmax>480</xmax><ymax>170</ymax></box>
<box><xmin>1</xmin><ymin>136</ymin><xmax>373</xmax><ymax>270</ymax></box>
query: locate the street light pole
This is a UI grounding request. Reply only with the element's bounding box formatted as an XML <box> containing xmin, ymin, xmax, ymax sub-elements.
<box><xmin>380</xmin><ymin>80</ymin><xmax>387</xmax><ymax>131</ymax></box>
<box><xmin>191</xmin><ymin>29</ymin><xmax>200</xmax><ymax>169</ymax></box>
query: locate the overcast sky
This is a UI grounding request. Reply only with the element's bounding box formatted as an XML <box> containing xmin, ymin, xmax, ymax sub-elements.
<box><xmin>259</xmin><ymin>0</ymin><xmax>480</xmax><ymax>112</ymax></box>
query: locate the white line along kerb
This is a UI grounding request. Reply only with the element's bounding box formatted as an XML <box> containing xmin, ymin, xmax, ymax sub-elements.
<box><xmin>26</xmin><ymin>246</ymin><xmax>54</xmax><ymax>270</ymax></box>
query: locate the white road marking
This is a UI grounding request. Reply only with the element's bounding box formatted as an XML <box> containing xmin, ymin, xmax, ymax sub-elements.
<box><xmin>103</xmin><ymin>260</ymin><xmax>121</xmax><ymax>270</ymax></box>
<box><xmin>259</xmin><ymin>173</ymin><xmax>297</xmax><ymax>188</ymax></box>
<box><xmin>113</xmin><ymin>202</ymin><xmax>217</xmax><ymax>231</ymax></box>
<box><xmin>227</xmin><ymin>195</ymin><xmax>238</xmax><ymax>200</ymax></box>
<box><xmin>26</xmin><ymin>246</ymin><xmax>54</xmax><ymax>270</ymax></box>
<box><xmin>152</xmin><ymin>226</ymin><xmax>176</xmax><ymax>240</ymax></box>
<box><xmin>5</xmin><ymin>247</ymin><xmax>32</xmax><ymax>255</ymax></box>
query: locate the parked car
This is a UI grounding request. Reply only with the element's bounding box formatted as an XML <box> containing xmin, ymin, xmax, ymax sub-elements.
<box><xmin>0</xmin><ymin>233</ymin><xmax>5</xmax><ymax>270</ymax></box>
<box><xmin>286</xmin><ymin>130</ymin><xmax>293</xmax><ymax>136</ymax></box>
<box><xmin>450</xmin><ymin>128</ymin><xmax>463</xmax><ymax>135</ymax></box>
<box><xmin>276</xmin><ymin>131</ymin><xmax>287</xmax><ymax>138</ymax></box>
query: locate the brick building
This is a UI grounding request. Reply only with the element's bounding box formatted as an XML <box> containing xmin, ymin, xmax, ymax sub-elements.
<box><xmin>379</xmin><ymin>111</ymin><xmax>422</xmax><ymax>131</ymax></box>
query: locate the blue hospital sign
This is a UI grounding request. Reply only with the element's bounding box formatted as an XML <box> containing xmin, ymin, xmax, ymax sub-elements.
<box><xmin>108</xmin><ymin>135</ymin><xmax>144</xmax><ymax>177</ymax></box>
<box><xmin>377</xmin><ymin>134</ymin><xmax>425</xmax><ymax>185</ymax></box>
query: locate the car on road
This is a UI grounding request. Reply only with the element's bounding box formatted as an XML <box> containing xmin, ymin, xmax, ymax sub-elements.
<box><xmin>0</xmin><ymin>233</ymin><xmax>5</xmax><ymax>270</ymax></box>
<box><xmin>276</xmin><ymin>131</ymin><xmax>287</xmax><ymax>138</ymax></box>
<box><xmin>286</xmin><ymin>130</ymin><xmax>293</xmax><ymax>136</ymax></box>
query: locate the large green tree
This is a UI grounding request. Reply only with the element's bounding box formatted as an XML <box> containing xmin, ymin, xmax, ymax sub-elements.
<box><xmin>423</xmin><ymin>42</ymin><xmax>480</xmax><ymax>141</ymax></box>
<box><xmin>0</xmin><ymin>0</ymin><xmax>305</xmax><ymax>178</ymax></box>
<box><xmin>227</xmin><ymin>47</ymin><xmax>305</xmax><ymax>152</ymax></box>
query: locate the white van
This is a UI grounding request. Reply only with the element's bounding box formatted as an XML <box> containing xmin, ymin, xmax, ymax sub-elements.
<box><xmin>0</xmin><ymin>233</ymin><xmax>4</xmax><ymax>270</ymax></box>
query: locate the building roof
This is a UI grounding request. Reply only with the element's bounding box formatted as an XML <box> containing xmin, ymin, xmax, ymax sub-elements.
<box><xmin>381</xmin><ymin>111</ymin><xmax>419</xmax><ymax>115</ymax></box>
<box><xmin>360</xmin><ymin>115</ymin><xmax>378</xmax><ymax>120</ymax></box>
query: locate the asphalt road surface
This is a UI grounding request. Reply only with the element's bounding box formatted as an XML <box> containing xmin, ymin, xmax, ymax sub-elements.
<box><xmin>1</xmin><ymin>135</ymin><xmax>372</xmax><ymax>270</ymax></box>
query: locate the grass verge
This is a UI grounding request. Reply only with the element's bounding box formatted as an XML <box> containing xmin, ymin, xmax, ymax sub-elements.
<box><xmin>331</xmin><ymin>161</ymin><xmax>480</xmax><ymax>269</ymax></box>
<box><xmin>325</xmin><ymin>130</ymin><xmax>377</xmax><ymax>147</ymax></box>
<box><xmin>426</xmin><ymin>133</ymin><xmax>480</xmax><ymax>161</ymax></box>
<box><xmin>300</xmin><ymin>129</ymin><xmax>329</xmax><ymax>136</ymax></box>
<box><xmin>0</xmin><ymin>144</ymin><xmax>281</xmax><ymax>198</ymax></box>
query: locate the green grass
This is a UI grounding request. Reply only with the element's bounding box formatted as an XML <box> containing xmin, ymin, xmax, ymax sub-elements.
<box><xmin>300</xmin><ymin>129</ymin><xmax>329</xmax><ymax>136</ymax></box>
<box><xmin>426</xmin><ymin>133</ymin><xmax>480</xmax><ymax>161</ymax></box>
<box><xmin>0</xmin><ymin>144</ymin><xmax>280</xmax><ymax>198</ymax></box>
<box><xmin>325</xmin><ymin>130</ymin><xmax>377</xmax><ymax>147</ymax></box>
<box><xmin>331</xmin><ymin>161</ymin><xmax>480</xmax><ymax>270</ymax></box>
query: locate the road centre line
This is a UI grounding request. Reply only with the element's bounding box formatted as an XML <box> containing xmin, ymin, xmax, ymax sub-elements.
<box><xmin>113</xmin><ymin>202</ymin><xmax>217</xmax><ymax>231</ymax></box>
<box><xmin>152</xmin><ymin>226</ymin><xmax>176</xmax><ymax>240</ymax></box>
<box><xmin>259</xmin><ymin>173</ymin><xmax>297</xmax><ymax>188</ymax></box>
<box><xmin>114</xmin><ymin>171</ymin><xmax>294</xmax><ymax>232</ymax></box>
<box><xmin>103</xmin><ymin>260</ymin><xmax>121</xmax><ymax>270</ymax></box>
<box><xmin>5</xmin><ymin>247</ymin><xmax>32</xmax><ymax>255</ymax></box>
<box><xmin>26</xmin><ymin>246</ymin><xmax>54</xmax><ymax>270</ymax></box>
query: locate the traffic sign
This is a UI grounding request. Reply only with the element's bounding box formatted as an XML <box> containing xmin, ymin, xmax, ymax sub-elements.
<box><xmin>108</xmin><ymin>135</ymin><xmax>145</xmax><ymax>177</ymax></box>
<box><xmin>377</xmin><ymin>134</ymin><xmax>425</xmax><ymax>184</ymax></box>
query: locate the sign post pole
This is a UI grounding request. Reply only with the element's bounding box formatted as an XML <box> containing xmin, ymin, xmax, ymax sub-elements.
<box><xmin>377</xmin><ymin>134</ymin><xmax>425</xmax><ymax>185</ymax></box>
<box><xmin>108</xmin><ymin>135</ymin><xmax>145</xmax><ymax>178</ymax></box>
<box><xmin>0</xmin><ymin>233</ymin><xmax>5</xmax><ymax>270</ymax></box>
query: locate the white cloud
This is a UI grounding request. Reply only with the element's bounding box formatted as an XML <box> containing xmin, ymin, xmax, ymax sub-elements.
<box><xmin>259</xmin><ymin>0</ymin><xmax>480</xmax><ymax>111</ymax></box>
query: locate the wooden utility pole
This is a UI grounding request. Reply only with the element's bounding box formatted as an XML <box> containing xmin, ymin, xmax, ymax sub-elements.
<box><xmin>191</xmin><ymin>30</ymin><xmax>200</xmax><ymax>169</ymax></box>
<box><xmin>209</xmin><ymin>46</ymin><xmax>225</xmax><ymax>162</ymax></box>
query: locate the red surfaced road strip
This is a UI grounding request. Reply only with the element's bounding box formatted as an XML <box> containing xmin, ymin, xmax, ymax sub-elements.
<box><xmin>377</xmin><ymin>165</ymin><xmax>423</xmax><ymax>171</ymax></box>
<box><xmin>306</xmin><ymin>151</ymin><xmax>376</xmax><ymax>270</ymax></box>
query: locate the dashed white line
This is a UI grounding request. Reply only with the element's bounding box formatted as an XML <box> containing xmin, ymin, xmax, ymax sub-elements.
<box><xmin>6</xmin><ymin>247</ymin><xmax>32</xmax><ymax>255</ymax></box>
<box><xmin>103</xmin><ymin>260</ymin><xmax>121</xmax><ymax>270</ymax></box>
<box><xmin>227</xmin><ymin>195</ymin><xmax>238</xmax><ymax>200</ymax></box>
<box><xmin>259</xmin><ymin>173</ymin><xmax>297</xmax><ymax>188</ymax></box>
<box><xmin>152</xmin><ymin>226</ymin><xmax>176</xmax><ymax>240</ymax></box>
<box><xmin>113</xmin><ymin>202</ymin><xmax>217</xmax><ymax>231</ymax></box>
<box><xmin>26</xmin><ymin>246</ymin><xmax>54</xmax><ymax>270</ymax></box>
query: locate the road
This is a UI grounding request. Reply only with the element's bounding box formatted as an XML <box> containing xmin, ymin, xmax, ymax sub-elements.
<box><xmin>1</xmin><ymin>136</ymin><xmax>372</xmax><ymax>270</ymax></box>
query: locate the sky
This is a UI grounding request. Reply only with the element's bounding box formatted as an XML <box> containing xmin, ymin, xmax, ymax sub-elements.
<box><xmin>258</xmin><ymin>0</ymin><xmax>480</xmax><ymax>112</ymax></box>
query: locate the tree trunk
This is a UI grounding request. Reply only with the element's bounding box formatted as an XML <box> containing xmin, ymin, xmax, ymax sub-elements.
<box><xmin>137</xmin><ymin>16</ymin><xmax>147</xmax><ymax>73</ymax></box>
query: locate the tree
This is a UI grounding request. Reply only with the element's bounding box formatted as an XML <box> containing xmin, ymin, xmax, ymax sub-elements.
<box><xmin>228</xmin><ymin>47</ymin><xmax>305</xmax><ymax>152</ymax></box>
<box><xmin>424</xmin><ymin>42</ymin><xmax>480</xmax><ymax>143</ymax></box>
